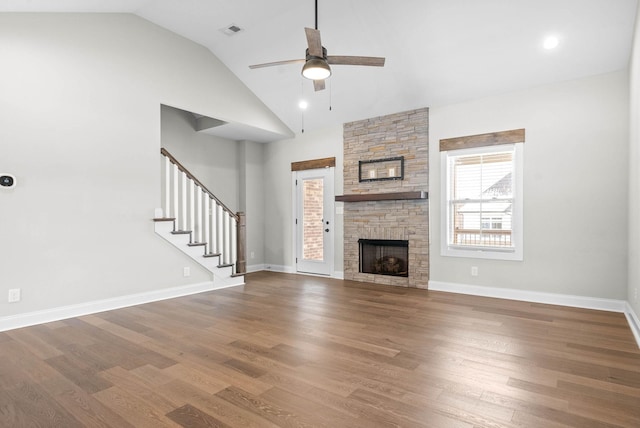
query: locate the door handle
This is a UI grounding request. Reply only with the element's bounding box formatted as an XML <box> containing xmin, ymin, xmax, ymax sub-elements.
<box><xmin>325</xmin><ymin>228</ymin><xmax>330</xmax><ymax>232</ymax></box>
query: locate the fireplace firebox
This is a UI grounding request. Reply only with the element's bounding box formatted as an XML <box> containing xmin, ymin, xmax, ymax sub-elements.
<box><xmin>359</xmin><ymin>239</ymin><xmax>409</xmax><ymax>277</ymax></box>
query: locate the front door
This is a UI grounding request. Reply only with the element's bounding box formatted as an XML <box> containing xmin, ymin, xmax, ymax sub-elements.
<box><xmin>295</xmin><ymin>168</ymin><xmax>334</xmax><ymax>275</ymax></box>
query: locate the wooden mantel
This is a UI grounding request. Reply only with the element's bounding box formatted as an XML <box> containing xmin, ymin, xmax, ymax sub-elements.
<box><xmin>335</xmin><ymin>191</ymin><xmax>428</xmax><ymax>202</ymax></box>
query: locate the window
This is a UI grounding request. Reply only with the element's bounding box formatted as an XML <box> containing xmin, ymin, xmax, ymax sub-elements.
<box><xmin>441</xmin><ymin>142</ymin><xmax>523</xmax><ymax>260</ymax></box>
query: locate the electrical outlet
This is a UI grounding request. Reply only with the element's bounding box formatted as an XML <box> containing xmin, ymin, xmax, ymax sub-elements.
<box><xmin>471</xmin><ymin>266</ymin><xmax>479</xmax><ymax>277</ymax></box>
<box><xmin>183</xmin><ymin>267</ymin><xmax>190</xmax><ymax>277</ymax></box>
<box><xmin>250</xmin><ymin>251</ymin><xmax>255</xmax><ymax>259</ymax></box>
<box><xmin>8</xmin><ymin>288</ymin><xmax>21</xmax><ymax>303</ymax></box>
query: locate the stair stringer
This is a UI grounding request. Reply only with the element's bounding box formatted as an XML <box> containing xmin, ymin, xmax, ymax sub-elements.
<box><xmin>154</xmin><ymin>219</ymin><xmax>244</xmax><ymax>288</ymax></box>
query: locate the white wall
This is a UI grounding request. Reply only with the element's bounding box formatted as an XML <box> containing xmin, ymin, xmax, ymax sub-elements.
<box><xmin>628</xmin><ymin>6</ymin><xmax>640</xmax><ymax>315</ymax></box>
<box><xmin>0</xmin><ymin>13</ymin><xmax>290</xmax><ymax>319</ymax></box>
<box><xmin>239</xmin><ymin>141</ymin><xmax>266</xmax><ymax>271</ymax></box>
<box><xmin>430</xmin><ymin>71</ymin><xmax>630</xmax><ymax>299</ymax></box>
<box><xmin>263</xmin><ymin>126</ymin><xmax>344</xmax><ymax>273</ymax></box>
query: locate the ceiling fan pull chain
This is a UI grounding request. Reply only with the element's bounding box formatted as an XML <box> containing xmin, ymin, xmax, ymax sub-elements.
<box><xmin>315</xmin><ymin>0</ymin><xmax>318</xmax><ymax>30</ymax></box>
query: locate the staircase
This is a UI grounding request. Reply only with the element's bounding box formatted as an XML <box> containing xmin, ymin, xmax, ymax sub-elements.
<box><xmin>154</xmin><ymin>148</ymin><xmax>245</xmax><ymax>288</ymax></box>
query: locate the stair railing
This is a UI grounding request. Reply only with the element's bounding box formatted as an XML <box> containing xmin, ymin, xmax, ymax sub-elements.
<box><xmin>160</xmin><ymin>148</ymin><xmax>246</xmax><ymax>275</ymax></box>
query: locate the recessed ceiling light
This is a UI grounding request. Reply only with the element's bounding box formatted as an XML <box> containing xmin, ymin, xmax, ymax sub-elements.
<box><xmin>298</xmin><ymin>100</ymin><xmax>308</xmax><ymax>110</ymax></box>
<box><xmin>543</xmin><ymin>35</ymin><xmax>559</xmax><ymax>50</ymax></box>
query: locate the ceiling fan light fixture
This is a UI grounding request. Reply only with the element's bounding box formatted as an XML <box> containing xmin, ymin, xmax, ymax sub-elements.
<box><xmin>543</xmin><ymin>35</ymin><xmax>560</xmax><ymax>50</ymax></box>
<box><xmin>302</xmin><ymin>58</ymin><xmax>331</xmax><ymax>80</ymax></box>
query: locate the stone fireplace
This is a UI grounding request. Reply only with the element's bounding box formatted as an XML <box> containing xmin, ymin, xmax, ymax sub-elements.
<box><xmin>340</xmin><ymin>108</ymin><xmax>429</xmax><ymax>288</ymax></box>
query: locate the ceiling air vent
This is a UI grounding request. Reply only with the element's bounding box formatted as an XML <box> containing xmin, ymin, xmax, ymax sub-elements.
<box><xmin>220</xmin><ymin>24</ymin><xmax>243</xmax><ymax>36</ymax></box>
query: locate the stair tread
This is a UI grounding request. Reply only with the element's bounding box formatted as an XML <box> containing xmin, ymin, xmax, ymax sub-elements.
<box><xmin>218</xmin><ymin>263</ymin><xmax>234</xmax><ymax>268</ymax></box>
<box><xmin>188</xmin><ymin>242</ymin><xmax>206</xmax><ymax>247</ymax></box>
<box><xmin>231</xmin><ymin>273</ymin><xmax>245</xmax><ymax>278</ymax></box>
<box><xmin>153</xmin><ymin>218</ymin><xmax>175</xmax><ymax>222</ymax></box>
<box><xmin>203</xmin><ymin>253</ymin><xmax>221</xmax><ymax>258</ymax></box>
<box><xmin>171</xmin><ymin>230</ymin><xmax>192</xmax><ymax>235</ymax></box>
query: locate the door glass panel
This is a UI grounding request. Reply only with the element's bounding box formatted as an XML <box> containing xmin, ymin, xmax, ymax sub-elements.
<box><xmin>303</xmin><ymin>178</ymin><xmax>324</xmax><ymax>261</ymax></box>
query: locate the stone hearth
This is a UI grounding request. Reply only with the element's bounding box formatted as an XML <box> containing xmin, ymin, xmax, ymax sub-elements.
<box><xmin>342</xmin><ymin>108</ymin><xmax>429</xmax><ymax>288</ymax></box>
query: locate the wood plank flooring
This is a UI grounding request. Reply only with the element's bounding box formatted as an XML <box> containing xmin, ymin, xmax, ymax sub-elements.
<box><xmin>1</xmin><ymin>271</ymin><xmax>639</xmax><ymax>427</ymax></box>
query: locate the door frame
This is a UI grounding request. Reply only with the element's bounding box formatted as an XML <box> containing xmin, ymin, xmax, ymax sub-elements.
<box><xmin>291</xmin><ymin>167</ymin><xmax>335</xmax><ymax>276</ymax></box>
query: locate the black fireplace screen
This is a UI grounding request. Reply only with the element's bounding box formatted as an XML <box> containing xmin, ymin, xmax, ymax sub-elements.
<box><xmin>359</xmin><ymin>239</ymin><xmax>409</xmax><ymax>277</ymax></box>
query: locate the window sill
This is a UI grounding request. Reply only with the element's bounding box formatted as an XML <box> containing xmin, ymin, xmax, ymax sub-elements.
<box><xmin>441</xmin><ymin>246</ymin><xmax>523</xmax><ymax>261</ymax></box>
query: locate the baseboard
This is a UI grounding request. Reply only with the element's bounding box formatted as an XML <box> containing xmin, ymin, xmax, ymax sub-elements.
<box><xmin>625</xmin><ymin>303</ymin><xmax>640</xmax><ymax>348</ymax></box>
<box><xmin>0</xmin><ymin>280</ymin><xmax>240</xmax><ymax>333</ymax></box>
<box><xmin>247</xmin><ymin>264</ymin><xmax>266</xmax><ymax>273</ymax></box>
<box><xmin>251</xmin><ymin>265</ymin><xmax>343</xmax><ymax>279</ymax></box>
<box><xmin>428</xmin><ymin>280</ymin><xmax>628</xmax><ymax>313</ymax></box>
<box><xmin>263</xmin><ymin>264</ymin><xmax>295</xmax><ymax>274</ymax></box>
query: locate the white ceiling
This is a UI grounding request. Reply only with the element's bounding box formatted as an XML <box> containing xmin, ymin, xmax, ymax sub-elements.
<box><xmin>1</xmin><ymin>0</ymin><xmax>638</xmax><ymax>140</ymax></box>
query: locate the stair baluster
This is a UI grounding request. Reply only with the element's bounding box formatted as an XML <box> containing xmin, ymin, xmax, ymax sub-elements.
<box><xmin>203</xmin><ymin>193</ymin><xmax>210</xmax><ymax>254</ymax></box>
<box><xmin>172</xmin><ymin>160</ymin><xmax>179</xmax><ymax>222</ymax></box>
<box><xmin>217</xmin><ymin>204</ymin><xmax>224</xmax><ymax>261</ymax></box>
<box><xmin>210</xmin><ymin>199</ymin><xmax>218</xmax><ymax>255</ymax></box>
<box><xmin>164</xmin><ymin>155</ymin><xmax>171</xmax><ymax>220</ymax></box>
<box><xmin>180</xmin><ymin>170</ymin><xmax>187</xmax><ymax>232</ymax></box>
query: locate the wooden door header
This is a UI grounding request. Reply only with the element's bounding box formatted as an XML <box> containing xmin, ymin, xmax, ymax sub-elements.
<box><xmin>291</xmin><ymin>157</ymin><xmax>336</xmax><ymax>171</ymax></box>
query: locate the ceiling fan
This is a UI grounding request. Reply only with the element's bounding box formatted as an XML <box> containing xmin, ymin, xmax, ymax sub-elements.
<box><xmin>249</xmin><ymin>0</ymin><xmax>385</xmax><ymax>91</ymax></box>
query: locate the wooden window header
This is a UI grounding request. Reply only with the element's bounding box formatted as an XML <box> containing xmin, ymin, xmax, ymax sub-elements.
<box><xmin>439</xmin><ymin>128</ymin><xmax>525</xmax><ymax>152</ymax></box>
<box><xmin>291</xmin><ymin>157</ymin><xmax>336</xmax><ymax>171</ymax></box>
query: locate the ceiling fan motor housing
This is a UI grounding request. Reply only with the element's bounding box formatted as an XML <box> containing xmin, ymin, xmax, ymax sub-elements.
<box><xmin>305</xmin><ymin>47</ymin><xmax>328</xmax><ymax>61</ymax></box>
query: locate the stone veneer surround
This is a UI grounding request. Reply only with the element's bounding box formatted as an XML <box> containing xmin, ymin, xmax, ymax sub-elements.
<box><xmin>342</xmin><ymin>108</ymin><xmax>429</xmax><ymax>288</ymax></box>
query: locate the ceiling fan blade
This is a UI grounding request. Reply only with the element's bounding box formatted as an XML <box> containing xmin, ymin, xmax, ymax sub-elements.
<box><xmin>327</xmin><ymin>56</ymin><xmax>386</xmax><ymax>67</ymax></box>
<box><xmin>305</xmin><ymin>27</ymin><xmax>323</xmax><ymax>57</ymax></box>
<box><xmin>249</xmin><ymin>59</ymin><xmax>305</xmax><ymax>69</ymax></box>
<box><xmin>313</xmin><ymin>79</ymin><xmax>326</xmax><ymax>91</ymax></box>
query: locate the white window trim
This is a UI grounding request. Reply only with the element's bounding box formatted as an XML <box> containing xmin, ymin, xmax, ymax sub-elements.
<box><xmin>440</xmin><ymin>143</ymin><xmax>524</xmax><ymax>261</ymax></box>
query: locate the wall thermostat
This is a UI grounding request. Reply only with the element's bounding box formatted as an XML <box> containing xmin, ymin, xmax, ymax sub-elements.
<box><xmin>0</xmin><ymin>174</ymin><xmax>16</xmax><ymax>189</ymax></box>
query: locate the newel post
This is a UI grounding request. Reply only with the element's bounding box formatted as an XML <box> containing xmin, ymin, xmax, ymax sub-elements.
<box><xmin>236</xmin><ymin>212</ymin><xmax>246</xmax><ymax>274</ymax></box>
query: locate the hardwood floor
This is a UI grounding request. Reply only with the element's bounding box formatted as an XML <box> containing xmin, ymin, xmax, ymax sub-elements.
<box><xmin>1</xmin><ymin>271</ymin><xmax>639</xmax><ymax>427</ymax></box>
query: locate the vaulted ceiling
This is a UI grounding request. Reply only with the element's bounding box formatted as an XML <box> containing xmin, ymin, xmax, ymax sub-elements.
<box><xmin>1</xmin><ymin>0</ymin><xmax>638</xmax><ymax>138</ymax></box>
